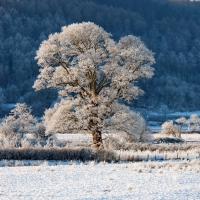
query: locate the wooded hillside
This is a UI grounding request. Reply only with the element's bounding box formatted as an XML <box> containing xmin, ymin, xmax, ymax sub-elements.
<box><xmin>0</xmin><ymin>0</ymin><xmax>200</xmax><ymax>116</ymax></box>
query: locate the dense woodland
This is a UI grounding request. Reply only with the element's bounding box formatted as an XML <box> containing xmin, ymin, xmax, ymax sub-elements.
<box><xmin>0</xmin><ymin>0</ymin><xmax>200</xmax><ymax>116</ymax></box>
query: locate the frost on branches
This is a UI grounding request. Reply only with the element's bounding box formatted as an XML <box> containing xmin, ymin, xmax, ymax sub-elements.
<box><xmin>34</xmin><ymin>22</ymin><xmax>155</xmax><ymax>148</ymax></box>
<box><xmin>176</xmin><ymin>114</ymin><xmax>200</xmax><ymax>131</ymax></box>
<box><xmin>0</xmin><ymin>103</ymin><xmax>37</xmax><ymax>140</ymax></box>
<box><xmin>161</xmin><ymin>121</ymin><xmax>181</xmax><ymax>138</ymax></box>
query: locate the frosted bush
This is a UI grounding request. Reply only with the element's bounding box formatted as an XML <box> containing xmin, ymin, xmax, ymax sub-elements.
<box><xmin>175</xmin><ymin>117</ymin><xmax>187</xmax><ymax>130</ymax></box>
<box><xmin>175</xmin><ymin>114</ymin><xmax>200</xmax><ymax>132</ymax></box>
<box><xmin>34</xmin><ymin>123</ymin><xmax>46</xmax><ymax>140</ymax></box>
<box><xmin>160</xmin><ymin>121</ymin><xmax>181</xmax><ymax>138</ymax></box>
<box><xmin>0</xmin><ymin>103</ymin><xmax>37</xmax><ymax>142</ymax></box>
<box><xmin>188</xmin><ymin>114</ymin><xmax>200</xmax><ymax>131</ymax></box>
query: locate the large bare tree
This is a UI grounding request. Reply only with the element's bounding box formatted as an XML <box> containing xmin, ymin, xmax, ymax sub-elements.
<box><xmin>33</xmin><ymin>22</ymin><xmax>155</xmax><ymax>148</ymax></box>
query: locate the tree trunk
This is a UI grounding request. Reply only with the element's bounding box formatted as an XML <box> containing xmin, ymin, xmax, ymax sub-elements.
<box><xmin>92</xmin><ymin>130</ymin><xmax>103</xmax><ymax>149</ymax></box>
<box><xmin>88</xmin><ymin>102</ymin><xmax>103</xmax><ymax>149</ymax></box>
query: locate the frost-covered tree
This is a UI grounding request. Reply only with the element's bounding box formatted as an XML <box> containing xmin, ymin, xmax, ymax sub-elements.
<box><xmin>33</xmin><ymin>123</ymin><xmax>47</xmax><ymax>140</ymax></box>
<box><xmin>34</xmin><ymin>22</ymin><xmax>155</xmax><ymax>148</ymax></box>
<box><xmin>176</xmin><ymin>114</ymin><xmax>200</xmax><ymax>132</ymax></box>
<box><xmin>0</xmin><ymin>103</ymin><xmax>37</xmax><ymax>140</ymax></box>
<box><xmin>103</xmin><ymin>103</ymin><xmax>152</xmax><ymax>143</ymax></box>
<box><xmin>160</xmin><ymin>121</ymin><xmax>181</xmax><ymax>138</ymax></box>
<box><xmin>175</xmin><ymin>116</ymin><xmax>187</xmax><ymax>130</ymax></box>
<box><xmin>188</xmin><ymin>114</ymin><xmax>200</xmax><ymax>131</ymax></box>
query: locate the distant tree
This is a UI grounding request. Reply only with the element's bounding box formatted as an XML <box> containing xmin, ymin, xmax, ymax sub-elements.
<box><xmin>160</xmin><ymin>121</ymin><xmax>181</xmax><ymax>138</ymax></box>
<box><xmin>177</xmin><ymin>52</ymin><xmax>187</xmax><ymax>74</ymax></box>
<box><xmin>2</xmin><ymin>13</ymin><xmax>13</xmax><ymax>37</ymax></box>
<box><xmin>176</xmin><ymin>116</ymin><xmax>187</xmax><ymax>130</ymax></box>
<box><xmin>159</xmin><ymin>104</ymin><xmax>169</xmax><ymax>122</ymax></box>
<box><xmin>188</xmin><ymin>114</ymin><xmax>200</xmax><ymax>131</ymax></box>
<box><xmin>0</xmin><ymin>88</ymin><xmax>5</xmax><ymax>104</ymax></box>
<box><xmin>0</xmin><ymin>103</ymin><xmax>37</xmax><ymax>140</ymax></box>
<box><xmin>34</xmin><ymin>22</ymin><xmax>155</xmax><ymax>148</ymax></box>
<box><xmin>33</xmin><ymin>122</ymin><xmax>47</xmax><ymax>140</ymax></box>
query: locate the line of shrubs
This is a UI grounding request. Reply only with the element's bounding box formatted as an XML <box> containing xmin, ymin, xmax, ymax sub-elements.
<box><xmin>0</xmin><ymin>148</ymin><xmax>116</xmax><ymax>162</ymax></box>
<box><xmin>0</xmin><ymin>143</ymin><xmax>199</xmax><ymax>161</ymax></box>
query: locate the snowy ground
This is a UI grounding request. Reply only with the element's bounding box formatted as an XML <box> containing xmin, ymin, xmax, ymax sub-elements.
<box><xmin>56</xmin><ymin>133</ymin><xmax>92</xmax><ymax>141</ymax></box>
<box><xmin>55</xmin><ymin>133</ymin><xmax>200</xmax><ymax>142</ymax></box>
<box><xmin>0</xmin><ymin>161</ymin><xmax>199</xmax><ymax>200</ymax></box>
<box><xmin>181</xmin><ymin>134</ymin><xmax>200</xmax><ymax>142</ymax></box>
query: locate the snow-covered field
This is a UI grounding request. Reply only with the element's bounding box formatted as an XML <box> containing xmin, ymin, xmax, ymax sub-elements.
<box><xmin>55</xmin><ymin>133</ymin><xmax>200</xmax><ymax>142</ymax></box>
<box><xmin>0</xmin><ymin>161</ymin><xmax>199</xmax><ymax>200</ymax></box>
<box><xmin>181</xmin><ymin>134</ymin><xmax>200</xmax><ymax>142</ymax></box>
<box><xmin>0</xmin><ymin>131</ymin><xmax>199</xmax><ymax>199</ymax></box>
<box><xmin>56</xmin><ymin>133</ymin><xmax>92</xmax><ymax>141</ymax></box>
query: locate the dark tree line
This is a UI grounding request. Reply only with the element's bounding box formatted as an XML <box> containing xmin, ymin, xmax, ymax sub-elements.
<box><xmin>0</xmin><ymin>0</ymin><xmax>200</xmax><ymax>116</ymax></box>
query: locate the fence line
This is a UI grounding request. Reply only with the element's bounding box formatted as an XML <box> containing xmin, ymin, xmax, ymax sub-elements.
<box><xmin>116</xmin><ymin>151</ymin><xmax>200</xmax><ymax>162</ymax></box>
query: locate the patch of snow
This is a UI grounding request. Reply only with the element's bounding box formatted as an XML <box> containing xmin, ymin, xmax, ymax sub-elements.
<box><xmin>0</xmin><ymin>162</ymin><xmax>199</xmax><ymax>199</ymax></box>
<box><xmin>55</xmin><ymin>133</ymin><xmax>92</xmax><ymax>141</ymax></box>
<box><xmin>181</xmin><ymin>134</ymin><xmax>200</xmax><ymax>142</ymax></box>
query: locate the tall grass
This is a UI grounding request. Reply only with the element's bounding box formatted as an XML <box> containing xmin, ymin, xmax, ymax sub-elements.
<box><xmin>124</xmin><ymin>143</ymin><xmax>200</xmax><ymax>152</ymax></box>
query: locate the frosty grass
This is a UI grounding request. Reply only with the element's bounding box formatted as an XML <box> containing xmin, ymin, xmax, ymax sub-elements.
<box><xmin>0</xmin><ymin>160</ymin><xmax>199</xmax><ymax>200</ymax></box>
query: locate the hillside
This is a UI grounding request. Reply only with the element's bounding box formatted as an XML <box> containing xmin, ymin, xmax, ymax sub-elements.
<box><xmin>0</xmin><ymin>0</ymin><xmax>200</xmax><ymax>116</ymax></box>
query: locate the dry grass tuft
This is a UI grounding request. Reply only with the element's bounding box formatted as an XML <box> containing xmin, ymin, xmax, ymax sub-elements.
<box><xmin>127</xmin><ymin>183</ymin><xmax>133</xmax><ymax>190</ymax></box>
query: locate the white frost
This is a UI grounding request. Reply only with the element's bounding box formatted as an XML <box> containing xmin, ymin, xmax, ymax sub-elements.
<box><xmin>0</xmin><ymin>162</ymin><xmax>199</xmax><ymax>199</ymax></box>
